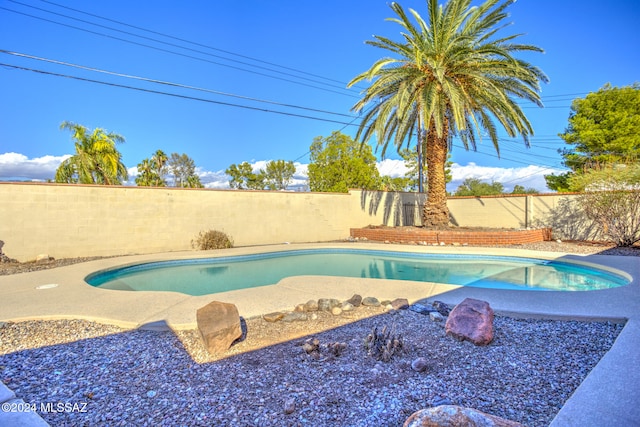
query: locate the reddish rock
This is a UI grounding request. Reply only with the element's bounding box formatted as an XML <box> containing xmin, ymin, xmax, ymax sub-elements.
<box><xmin>391</xmin><ymin>298</ymin><xmax>410</xmax><ymax>310</ymax></box>
<box><xmin>445</xmin><ymin>298</ymin><xmax>494</xmax><ymax>346</ymax></box>
<box><xmin>404</xmin><ymin>405</ymin><xmax>523</xmax><ymax>427</ymax></box>
<box><xmin>197</xmin><ymin>301</ymin><xmax>243</xmax><ymax>354</ymax></box>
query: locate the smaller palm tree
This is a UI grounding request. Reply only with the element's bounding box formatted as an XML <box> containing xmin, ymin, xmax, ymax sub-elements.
<box><xmin>135</xmin><ymin>150</ymin><xmax>169</xmax><ymax>187</ymax></box>
<box><xmin>55</xmin><ymin>121</ymin><xmax>128</xmax><ymax>185</ymax></box>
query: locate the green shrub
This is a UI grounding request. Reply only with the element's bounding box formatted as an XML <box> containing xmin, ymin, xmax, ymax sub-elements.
<box><xmin>191</xmin><ymin>230</ymin><xmax>234</xmax><ymax>250</ymax></box>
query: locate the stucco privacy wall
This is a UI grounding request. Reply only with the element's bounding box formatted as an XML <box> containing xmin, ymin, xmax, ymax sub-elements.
<box><xmin>1</xmin><ymin>183</ymin><xmax>583</xmax><ymax>262</ymax></box>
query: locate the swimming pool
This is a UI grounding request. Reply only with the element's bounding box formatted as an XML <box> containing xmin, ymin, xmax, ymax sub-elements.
<box><xmin>85</xmin><ymin>249</ymin><xmax>630</xmax><ymax>296</ymax></box>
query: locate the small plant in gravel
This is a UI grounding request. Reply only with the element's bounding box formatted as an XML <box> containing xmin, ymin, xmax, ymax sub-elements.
<box><xmin>364</xmin><ymin>324</ymin><xmax>404</xmax><ymax>362</ymax></box>
<box><xmin>302</xmin><ymin>338</ymin><xmax>347</xmax><ymax>360</ymax></box>
<box><xmin>191</xmin><ymin>230</ymin><xmax>234</xmax><ymax>250</ymax></box>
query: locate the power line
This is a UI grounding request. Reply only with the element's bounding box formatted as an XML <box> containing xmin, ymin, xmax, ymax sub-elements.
<box><xmin>36</xmin><ymin>0</ymin><xmax>362</xmax><ymax>89</ymax></box>
<box><xmin>3</xmin><ymin>1</ymin><xmax>593</xmax><ymax>104</ymax></box>
<box><xmin>1</xmin><ymin>50</ymin><xmax>357</xmax><ymax>119</ymax></box>
<box><xmin>7</xmin><ymin>0</ymin><xmax>358</xmax><ymax>94</ymax></box>
<box><xmin>0</xmin><ymin>62</ymin><xmax>360</xmax><ymax>125</ymax></box>
<box><xmin>0</xmin><ymin>5</ymin><xmax>361</xmax><ymax>99</ymax></box>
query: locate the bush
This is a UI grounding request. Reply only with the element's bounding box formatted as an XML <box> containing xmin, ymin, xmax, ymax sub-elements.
<box><xmin>570</xmin><ymin>165</ymin><xmax>640</xmax><ymax>247</ymax></box>
<box><xmin>191</xmin><ymin>230</ymin><xmax>234</xmax><ymax>250</ymax></box>
<box><xmin>576</xmin><ymin>190</ymin><xmax>640</xmax><ymax>247</ymax></box>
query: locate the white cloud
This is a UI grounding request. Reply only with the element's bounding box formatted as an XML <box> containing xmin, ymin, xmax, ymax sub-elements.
<box><xmin>199</xmin><ymin>169</ymin><xmax>231</xmax><ymax>189</ymax></box>
<box><xmin>448</xmin><ymin>162</ymin><xmax>566</xmax><ymax>192</ymax></box>
<box><xmin>376</xmin><ymin>159</ymin><xmax>409</xmax><ymax>178</ymax></box>
<box><xmin>0</xmin><ymin>152</ymin><xmax>69</xmax><ymax>181</ymax></box>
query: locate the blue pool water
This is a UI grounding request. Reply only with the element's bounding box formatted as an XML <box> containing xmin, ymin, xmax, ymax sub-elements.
<box><xmin>85</xmin><ymin>249</ymin><xmax>629</xmax><ymax>296</ymax></box>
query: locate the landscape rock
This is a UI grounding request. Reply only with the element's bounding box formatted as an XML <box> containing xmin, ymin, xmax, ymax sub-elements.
<box><xmin>409</xmin><ymin>303</ymin><xmax>436</xmax><ymax>315</ymax></box>
<box><xmin>282</xmin><ymin>312</ymin><xmax>308</xmax><ymax>322</ymax></box>
<box><xmin>263</xmin><ymin>312</ymin><xmax>286</xmax><ymax>323</ymax></box>
<box><xmin>283</xmin><ymin>398</ymin><xmax>296</xmax><ymax>415</ymax></box>
<box><xmin>432</xmin><ymin>301</ymin><xmax>451</xmax><ymax>316</ymax></box>
<box><xmin>197</xmin><ymin>301</ymin><xmax>243</xmax><ymax>354</ymax></box>
<box><xmin>304</xmin><ymin>299</ymin><xmax>318</xmax><ymax>312</ymax></box>
<box><xmin>331</xmin><ymin>306</ymin><xmax>343</xmax><ymax>316</ymax></box>
<box><xmin>362</xmin><ymin>296</ymin><xmax>381</xmax><ymax>307</ymax></box>
<box><xmin>391</xmin><ymin>298</ymin><xmax>409</xmax><ymax>310</ymax></box>
<box><xmin>445</xmin><ymin>298</ymin><xmax>494</xmax><ymax>346</ymax></box>
<box><xmin>346</xmin><ymin>294</ymin><xmax>363</xmax><ymax>307</ymax></box>
<box><xmin>429</xmin><ymin>312</ymin><xmax>444</xmax><ymax>322</ymax></box>
<box><xmin>318</xmin><ymin>298</ymin><xmax>341</xmax><ymax>311</ymax></box>
<box><xmin>411</xmin><ymin>357</ymin><xmax>429</xmax><ymax>373</ymax></box>
<box><xmin>404</xmin><ymin>405</ymin><xmax>523</xmax><ymax>426</ymax></box>
<box><xmin>341</xmin><ymin>302</ymin><xmax>354</xmax><ymax>312</ymax></box>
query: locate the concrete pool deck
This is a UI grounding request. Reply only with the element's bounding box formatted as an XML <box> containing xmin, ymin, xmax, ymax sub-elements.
<box><xmin>0</xmin><ymin>242</ymin><xmax>638</xmax><ymax>426</ymax></box>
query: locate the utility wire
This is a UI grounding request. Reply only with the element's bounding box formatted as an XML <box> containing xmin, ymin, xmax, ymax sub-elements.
<box><xmin>8</xmin><ymin>0</ymin><xmax>357</xmax><ymax>94</ymax></box>
<box><xmin>1</xmin><ymin>50</ymin><xmax>357</xmax><ymax>119</ymax></box>
<box><xmin>36</xmin><ymin>0</ymin><xmax>362</xmax><ymax>89</ymax></box>
<box><xmin>0</xmin><ymin>6</ymin><xmax>361</xmax><ymax>99</ymax></box>
<box><xmin>0</xmin><ymin>62</ymin><xmax>360</xmax><ymax>125</ymax></box>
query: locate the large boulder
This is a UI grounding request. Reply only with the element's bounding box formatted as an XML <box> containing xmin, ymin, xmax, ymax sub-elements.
<box><xmin>404</xmin><ymin>405</ymin><xmax>523</xmax><ymax>427</ymax></box>
<box><xmin>445</xmin><ymin>298</ymin><xmax>494</xmax><ymax>346</ymax></box>
<box><xmin>197</xmin><ymin>301</ymin><xmax>243</xmax><ymax>354</ymax></box>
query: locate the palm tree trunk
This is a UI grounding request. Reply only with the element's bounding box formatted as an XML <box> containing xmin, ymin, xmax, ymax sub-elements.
<box><xmin>423</xmin><ymin>120</ymin><xmax>450</xmax><ymax>228</ymax></box>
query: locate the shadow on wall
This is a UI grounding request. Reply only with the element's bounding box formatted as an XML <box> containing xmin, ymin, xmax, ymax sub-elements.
<box><xmin>532</xmin><ymin>197</ymin><xmax>602</xmax><ymax>241</ymax></box>
<box><xmin>360</xmin><ymin>190</ymin><xmax>412</xmax><ymax>226</ymax></box>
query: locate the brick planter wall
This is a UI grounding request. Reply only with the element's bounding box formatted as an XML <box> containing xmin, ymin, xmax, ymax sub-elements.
<box><xmin>350</xmin><ymin>227</ymin><xmax>552</xmax><ymax>245</ymax></box>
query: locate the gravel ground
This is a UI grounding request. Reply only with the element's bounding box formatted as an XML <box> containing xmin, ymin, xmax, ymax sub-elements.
<box><xmin>0</xmin><ymin>240</ymin><xmax>636</xmax><ymax>426</ymax></box>
<box><xmin>0</xmin><ymin>314</ymin><xmax>624</xmax><ymax>427</ymax></box>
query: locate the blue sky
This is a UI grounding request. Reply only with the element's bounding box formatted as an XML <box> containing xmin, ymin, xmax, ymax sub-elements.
<box><xmin>1</xmin><ymin>0</ymin><xmax>639</xmax><ymax>191</ymax></box>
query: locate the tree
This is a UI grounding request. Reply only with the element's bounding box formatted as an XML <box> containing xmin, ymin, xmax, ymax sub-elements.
<box><xmin>55</xmin><ymin>121</ymin><xmax>128</xmax><ymax>185</ymax></box>
<box><xmin>348</xmin><ymin>0</ymin><xmax>547</xmax><ymax>227</ymax></box>
<box><xmin>511</xmin><ymin>185</ymin><xmax>539</xmax><ymax>195</ymax></box>
<box><xmin>546</xmin><ymin>83</ymin><xmax>640</xmax><ymax>192</ymax></box>
<box><xmin>226</xmin><ymin>160</ymin><xmax>296</xmax><ymax>190</ymax></box>
<box><xmin>135</xmin><ymin>150</ymin><xmax>168</xmax><ymax>187</ymax></box>
<box><xmin>264</xmin><ymin>160</ymin><xmax>296</xmax><ymax>190</ymax></box>
<box><xmin>307</xmin><ymin>131</ymin><xmax>381</xmax><ymax>193</ymax></box>
<box><xmin>226</xmin><ymin>162</ymin><xmax>266</xmax><ymax>190</ymax></box>
<box><xmin>381</xmin><ymin>175</ymin><xmax>411</xmax><ymax>191</ymax></box>
<box><xmin>454</xmin><ymin>178</ymin><xmax>504</xmax><ymax>196</ymax></box>
<box><xmin>544</xmin><ymin>172</ymin><xmax>571</xmax><ymax>193</ymax></box>
<box><xmin>560</xmin><ymin>83</ymin><xmax>640</xmax><ymax>171</ymax></box>
<box><xmin>168</xmin><ymin>153</ymin><xmax>203</xmax><ymax>188</ymax></box>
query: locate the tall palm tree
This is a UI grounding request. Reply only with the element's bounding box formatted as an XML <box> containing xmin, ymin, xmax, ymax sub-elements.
<box><xmin>55</xmin><ymin>121</ymin><xmax>128</xmax><ymax>185</ymax></box>
<box><xmin>348</xmin><ymin>0</ymin><xmax>548</xmax><ymax>227</ymax></box>
<box><xmin>135</xmin><ymin>150</ymin><xmax>168</xmax><ymax>187</ymax></box>
<box><xmin>151</xmin><ymin>149</ymin><xmax>168</xmax><ymax>186</ymax></box>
